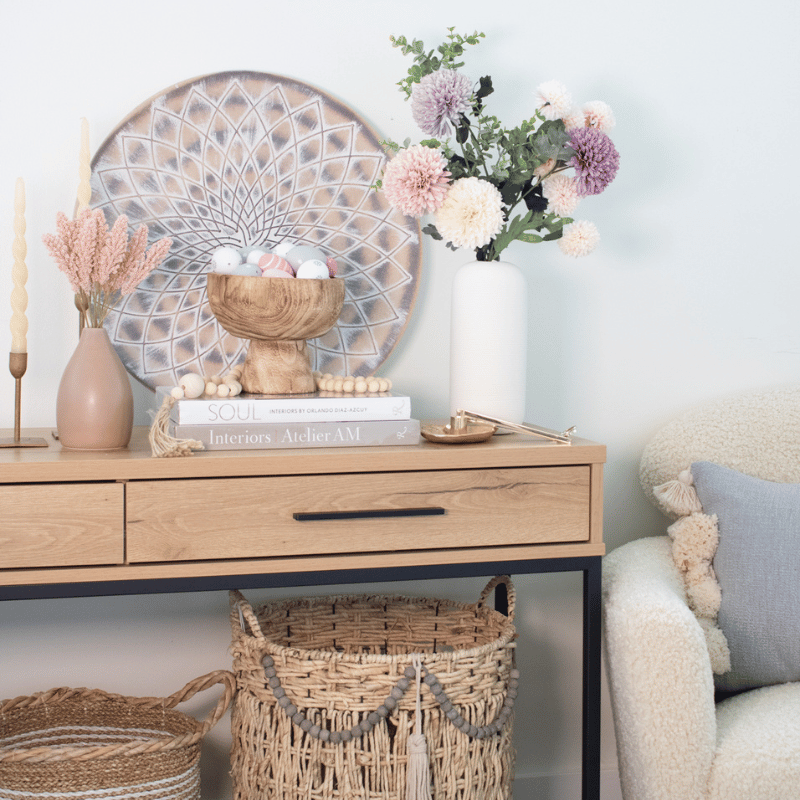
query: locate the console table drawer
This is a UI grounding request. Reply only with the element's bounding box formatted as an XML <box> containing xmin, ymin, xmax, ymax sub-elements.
<box><xmin>126</xmin><ymin>465</ymin><xmax>590</xmax><ymax>563</ymax></box>
<box><xmin>0</xmin><ymin>483</ymin><xmax>124</xmax><ymax>569</ymax></box>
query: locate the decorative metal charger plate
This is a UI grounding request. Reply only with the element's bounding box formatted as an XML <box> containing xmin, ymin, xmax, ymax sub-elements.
<box><xmin>90</xmin><ymin>71</ymin><xmax>421</xmax><ymax>389</ymax></box>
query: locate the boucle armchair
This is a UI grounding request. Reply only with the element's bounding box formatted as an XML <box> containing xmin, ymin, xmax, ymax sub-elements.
<box><xmin>602</xmin><ymin>385</ymin><xmax>800</xmax><ymax>800</ymax></box>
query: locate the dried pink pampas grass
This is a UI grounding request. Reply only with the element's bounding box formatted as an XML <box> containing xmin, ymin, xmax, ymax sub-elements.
<box><xmin>43</xmin><ymin>208</ymin><xmax>172</xmax><ymax>328</ymax></box>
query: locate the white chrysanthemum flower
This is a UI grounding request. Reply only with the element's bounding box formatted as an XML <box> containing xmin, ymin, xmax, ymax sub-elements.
<box><xmin>558</xmin><ymin>220</ymin><xmax>600</xmax><ymax>257</ymax></box>
<box><xmin>582</xmin><ymin>101</ymin><xmax>616</xmax><ymax>133</ymax></box>
<box><xmin>435</xmin><ymin>177</ymin><xmax>504</xmax><ymax>250</ymax></box>
<box><xmin>535</xmin><ymin>80</ymin><xmax>573</xmax><ymax>121</ymax></box>
<box><xmin>542</xmin><ymin>174</ymin><xmax>581</xmax><ymax>216</ymax></box>
<box><xmin>562</xmin><ymin>107</ymin><xmax>585</xmax><ymax>131</ymax></box>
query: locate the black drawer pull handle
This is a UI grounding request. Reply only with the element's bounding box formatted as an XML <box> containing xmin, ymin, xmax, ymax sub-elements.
<box><xmin>293</xmin><ymin>507</ymin><xmax>446</xmax><ymax>522</ymax></box>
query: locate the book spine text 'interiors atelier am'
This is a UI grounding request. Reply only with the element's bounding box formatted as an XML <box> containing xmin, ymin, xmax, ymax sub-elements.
<box><xmin>170</xmin><ymin>419</ymin><xmax>421</xmax><ymax>450</ymax></box>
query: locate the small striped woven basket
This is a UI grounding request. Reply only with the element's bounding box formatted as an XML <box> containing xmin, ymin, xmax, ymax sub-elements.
<box><xmin>0</xmin><ymin>670</ymin><xmax>234</xmax><ymax>800</ymax></box>
<box><xmin>229</xmin><ymin>576</ymin><xmax>517</xmax><ymax>800</ymax></box>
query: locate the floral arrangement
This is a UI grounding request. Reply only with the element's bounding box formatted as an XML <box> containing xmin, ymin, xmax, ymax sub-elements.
<box><xmin>43</xmin><ymin>209</ymin><xmax>172</xmax><ymax>328</ymax></box>
<box><xmin>378</xmin><ymin>28</ymin><xmax>620</xmax><ymax>261</ymax></box>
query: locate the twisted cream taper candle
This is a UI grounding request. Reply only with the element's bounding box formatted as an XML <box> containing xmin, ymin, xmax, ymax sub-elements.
<box><xmin>10</xmin><ymin>177</ymin><xmax>28</xmax><ymax>354</ymax></box>
<box><xmin>76</xmin><ymin>117</ymin><xmax>91</xmax><ymax>214</ymax></box>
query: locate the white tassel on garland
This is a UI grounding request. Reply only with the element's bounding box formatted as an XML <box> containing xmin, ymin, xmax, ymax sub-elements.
<box><xmin>406</xmin><ymin>655</ymin><xmax>432</xmax><ymax>800</ymax></box>
<box><xmin>148</xmin><ymin>394</ymin><xmax>205</xmax><ymax>458</ymax></box>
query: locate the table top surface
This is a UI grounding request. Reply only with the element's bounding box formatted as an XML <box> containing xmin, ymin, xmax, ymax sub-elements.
<box><xmin>0</xmin><ymin>426</ymin><xmax>606</xmax><ymax>483</ymax></box>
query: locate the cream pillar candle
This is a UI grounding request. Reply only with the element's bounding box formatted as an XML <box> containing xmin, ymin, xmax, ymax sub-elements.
<box><xmin>10</xmin><ymin>177</ymin><xmax>28</xmax><ymax>354</ymax></box>
<box><xmin>76</xmin><ymin>117</ymin><xmax>91</xmax><ymax>214</ymax></box>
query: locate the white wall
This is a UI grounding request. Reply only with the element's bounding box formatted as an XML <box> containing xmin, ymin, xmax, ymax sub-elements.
<box><xmin>1</xmin><ymin>1</ymin><xmax>798</xmax><ymax>796</ymax></box>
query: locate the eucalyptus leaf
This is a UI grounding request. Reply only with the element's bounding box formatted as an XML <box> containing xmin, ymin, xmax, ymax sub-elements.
<box><xmin>421</xmin><ymin>224</ymin><xmax>443</xmax><ymax>241</ymax></box>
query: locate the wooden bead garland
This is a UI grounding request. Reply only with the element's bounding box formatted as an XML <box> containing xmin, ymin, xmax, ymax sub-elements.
<box><xmin>261</xmin><ymin>653</ymin><xmax>518</xmax><ymax>741</ymax></box>
<box><xmin>150</xmin><ymin>365</ymin><xmax>243</xmax><ymax>457</ymax></box>
<box><xmin>313</xmin><ymin>371</ymin><xmax>392</xmax><ymax>394</ymax></box>
<box><xmin>170</xmin><ymin>366</ymin><xmax>244</xmax><ymax>399</ymax></box>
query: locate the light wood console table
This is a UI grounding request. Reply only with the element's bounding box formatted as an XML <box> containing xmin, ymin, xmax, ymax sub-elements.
<box><xmin>0</xmin><ymin>426</ymin><xmax>605</xmax><ymax>800</ymax></box>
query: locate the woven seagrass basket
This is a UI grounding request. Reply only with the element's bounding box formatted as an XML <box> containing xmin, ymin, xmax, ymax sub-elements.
<box><xmin>0</xmin><ymin>670</ymin><xmax>234</xmax><ymax>800</ymax></box>
<box><xmin>229</xmin><ymin>576</ymin><xmax>518</xmax><ymax>800</ymax></box>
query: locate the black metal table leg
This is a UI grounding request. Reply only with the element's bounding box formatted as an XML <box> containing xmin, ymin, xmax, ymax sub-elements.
<box><xmin>582</xmin><ymin>556</ymin><xmax>603</xmax><ymax>800</ymax></box>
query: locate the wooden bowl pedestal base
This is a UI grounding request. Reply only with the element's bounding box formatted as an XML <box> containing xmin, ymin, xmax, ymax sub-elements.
<box><xmin>240</xmin><ymin>339</ymin><xmax>316</xmax><ymax>395</ymax></box>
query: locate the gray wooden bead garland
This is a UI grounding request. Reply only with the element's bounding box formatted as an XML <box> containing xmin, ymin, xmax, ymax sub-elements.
<box><xmin>261</xmin><ymin>654</ymin><xmax>519</xmax><ymax>741</ymax></box>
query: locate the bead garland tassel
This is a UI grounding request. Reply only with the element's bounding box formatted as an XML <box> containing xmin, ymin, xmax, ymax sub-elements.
<box><xmin>407</xmin><ymin>655</ymin><xmax>432</xmax><ymax>800</ymax></box>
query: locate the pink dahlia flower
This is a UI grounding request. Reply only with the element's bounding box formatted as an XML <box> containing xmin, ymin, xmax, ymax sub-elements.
<box><xmin>382</xmin><ymin>145</ymin><xmax>451</xmax><ymax>217</ymax></box>
<box><xmin>568</xmin><ymin>127</ymin><xmax>620</xmax><ymax>196</ymax></box>
<box><xmin>411</xmin><ymin>70</ymin><xmax>473</xmax><ymax>138</ymax></box>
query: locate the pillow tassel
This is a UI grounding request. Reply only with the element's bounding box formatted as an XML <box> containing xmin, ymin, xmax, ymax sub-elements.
<box><xmin>406</xmin><ymin>655</ymin><xmax>432</xmax><ymax>800</ymax></box>
<box><xmin>654</xmin><ymin>468</ymin><xmax>703</xmax><ymax>516</ymax></box>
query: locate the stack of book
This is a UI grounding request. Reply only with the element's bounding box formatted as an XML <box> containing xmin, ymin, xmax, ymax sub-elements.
<box><xmin>158</xmin><ymin>387</ymin><xmax>420</xmax><ymax>450</ymax></box>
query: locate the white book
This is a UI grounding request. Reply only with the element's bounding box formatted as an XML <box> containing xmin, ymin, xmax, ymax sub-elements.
<box><xmin>157</xmin><ymin>386</ymin><xmax>412</xmax><ymax>425</ymax></box>
<box><xmin>169</xmin><ymin>419</ymin><xmax>421</xmax><ymax>450</ymax></box>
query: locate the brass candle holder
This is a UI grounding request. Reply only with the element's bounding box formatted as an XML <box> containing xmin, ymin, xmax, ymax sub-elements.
<box><xmin>0</xmin><ymin>351</ymin><xmax>48</xmax><ymax>447</ymax></box>
<box><xmin>421</xmin><ymin>410</ymin><xmax>576</xmax><ymax>445</ymax></box>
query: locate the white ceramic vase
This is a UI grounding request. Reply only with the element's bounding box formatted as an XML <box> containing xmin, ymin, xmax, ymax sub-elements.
<box><xmin>449</xmin><ymin>259</ymin><xmax>528</xmax><ymax>424</ymax></box>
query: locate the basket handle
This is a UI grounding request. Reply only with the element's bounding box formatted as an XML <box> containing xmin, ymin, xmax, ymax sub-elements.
<box><xmin>160</xmin><ymin>669</ymin><xmax>236</xmax><ymax>737</ymax></box>
<box><xmin>230</xmin><ymin>589</ymin><xmax>266</xmax><ymax>640</ymax></box>
<box><xmin>0</xmin><ymin>671</ymin><xmax>236</xmax><ymax>764</ymax></box>
<box><xmin>476</xmin><ymin>575</ymin><xmax>516</xmax><ymax>620</ymax></box>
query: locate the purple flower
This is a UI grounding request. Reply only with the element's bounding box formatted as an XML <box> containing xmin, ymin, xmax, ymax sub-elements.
<box><xmin>568</xmin><ymin>128</ymin><xmax>620</xmax><ymax>196</ymax></box>
<box><xmin>411</xmin><ymin>70</ymin><xmax>473</xmax><ymax>138</ymax></box>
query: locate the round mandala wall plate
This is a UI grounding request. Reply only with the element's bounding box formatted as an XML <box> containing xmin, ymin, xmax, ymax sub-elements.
<box><xmin>90</xmin><ymin>71</ymin><xmax>421</xmax><ymax>390</ymax></box>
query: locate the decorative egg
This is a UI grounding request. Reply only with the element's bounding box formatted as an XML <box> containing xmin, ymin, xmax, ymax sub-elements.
<box><xmin>285</xmin><ymin>244</ymin><xmax>327</xmax><ymax>269</ymax></box>
<box><xmin>296</xmin><ymin>259</ymin><xmax>330</xmax><ymax>279</ymax></box>
<box><xmin>326</xmin><ymin>257</ymin><xmax>338</xmax><ymax>277</ymax></box>
<box><xmin>258</xmin><ymin>253</ymin><xmax>295</xmax><ymax>275</ymax></box>
<box><xmin>232</xmin><ymin>262</ymin><xmax>261</xmax><ymax>276</ymax></box>
<box><xmin>211</xmin><ymin>246</ymin><xmax>242</xmax><ymax>273</ymax></box>
<box><xmin>246</xmin><ymin>248</ymin><xmax>268</xmax><ymax>265</ymax></box>
<box><xmin>262</xmin><ymin>267</ymin><xmax>295</xmax><ymax>278</ymax></box>
<box><xmin>272</xmin><ymin>241</ymin><xmax>295</xmax><ymax>257</ymax></box>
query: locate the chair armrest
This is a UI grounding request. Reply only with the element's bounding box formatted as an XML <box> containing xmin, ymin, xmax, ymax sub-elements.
<box><xmin>603</xmin><ymin>537</ymin><xmax>717</xmax><ymax>800</ymax></box>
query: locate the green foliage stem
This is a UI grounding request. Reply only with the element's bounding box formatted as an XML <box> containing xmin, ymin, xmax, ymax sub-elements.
<box><xmin>391</xmin><ymin>28</ymin><xmax>485</xmax><ymax>98</ymax></box>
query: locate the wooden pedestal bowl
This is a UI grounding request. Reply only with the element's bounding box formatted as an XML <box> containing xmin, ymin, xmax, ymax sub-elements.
<box><xmin>206</xmin><ymin>273</ymin><xmax>345</xmax><ymax>395</ymax></box>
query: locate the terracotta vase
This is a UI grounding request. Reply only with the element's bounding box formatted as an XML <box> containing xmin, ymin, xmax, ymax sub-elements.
<box><xmin>449</xmin><ymin>259</ymin><xmax>528</xmax><ymax>424</ymax></box>
<box><xmin>56</xmin><ymin>327</ymin><xmax>134</xmax><ymax>450</ymax></box>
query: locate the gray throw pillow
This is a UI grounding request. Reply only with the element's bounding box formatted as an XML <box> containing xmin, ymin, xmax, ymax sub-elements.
<box><xmin>692</xmin><ymin>461</ymin><xmax>800</xmax><ymax>692</ymax></box>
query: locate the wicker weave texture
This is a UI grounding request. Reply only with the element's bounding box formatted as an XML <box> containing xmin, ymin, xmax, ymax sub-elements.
<box><xmin>230</xmin><ymin>578</ymin><xmax>517</xmax><ymax>800</ymax></box>
<box><xmin>0</xmin><ymin>671</ymin><xmax>234</xmax><ymax>800</ymax></box>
